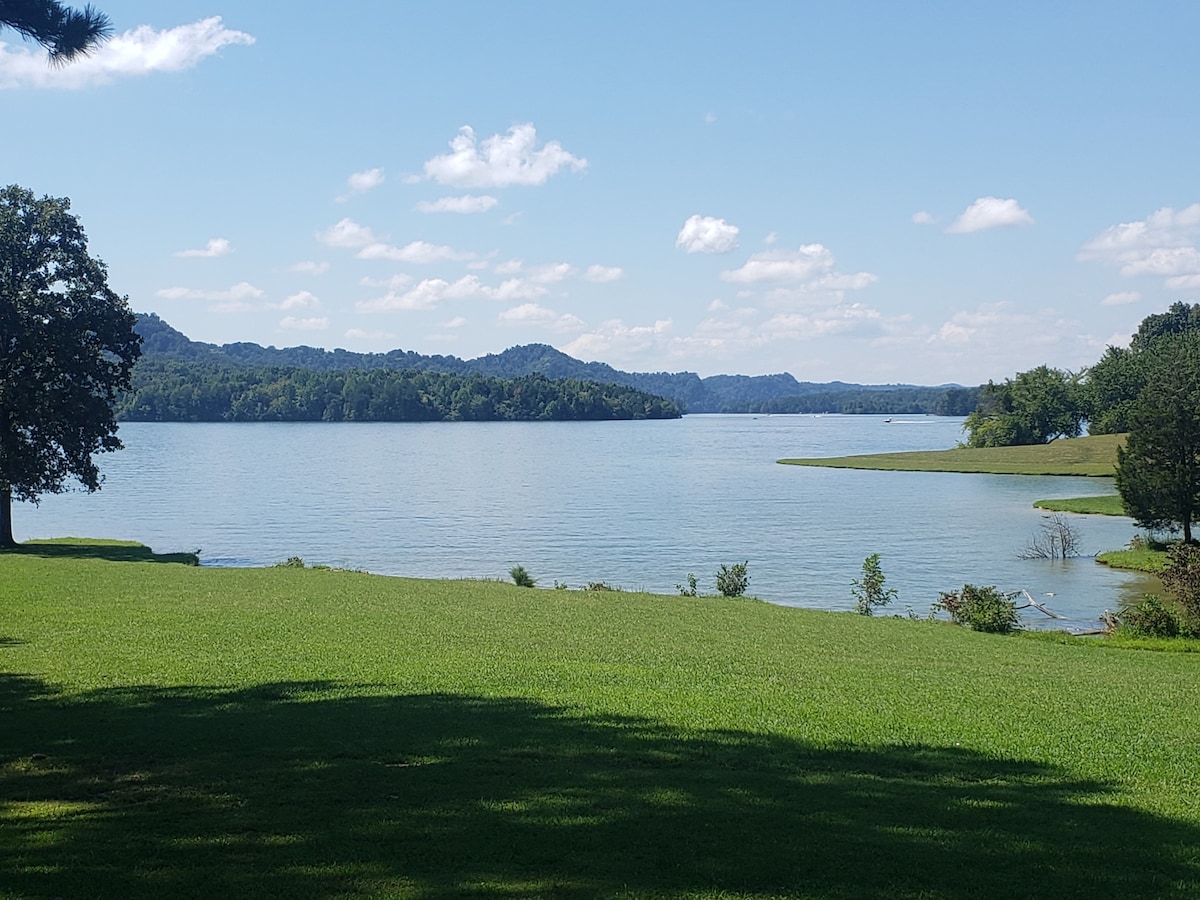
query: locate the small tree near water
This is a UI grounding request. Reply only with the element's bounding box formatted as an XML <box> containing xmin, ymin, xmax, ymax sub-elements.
<box><xmin>851</xmin><ymin>553</ymin><xmax>896</xmax><ymax>615</ymax></box>
<box><xmin>716</xmin><ymin>562</ymin><xmax>749</xmax><ymax>597</ymax></box>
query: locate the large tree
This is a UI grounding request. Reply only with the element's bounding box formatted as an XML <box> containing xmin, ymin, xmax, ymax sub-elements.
<box><xmin>1114</xmin><ymin>332</ymin><xmax>1200</xmax><ymax>543</ymax></box>
<box><xmin>0</xmin><ymin>184</ymin><xmax>140</xmax><ymax>546</ymax></box>
<box><xmin>962</xmin><ymin>365</ymin><xmax>1083</xmax><ymax>447</ymax></box>
<box><xmin>0</xmin><ymin>0</ymin><xmax>111</xmax><ymax>63</ymax></box>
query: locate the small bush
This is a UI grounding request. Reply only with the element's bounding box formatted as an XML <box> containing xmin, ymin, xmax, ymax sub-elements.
<box><xmin>851</xmin><ymin>553</ymin><xmax>897</xmax><ymax>615</ymax></box>
<box><xmin>933</xmin><ymin>584</ymin><xmax>1021</xmax><ymax>634</ymax></box>
<box><xmin>1161</xmin><ymin>542</ymin><xmax>1200</xmax><ymax>624</ymax></box>
<box><xmin>1119</xmin><ymin>594</ymin><xmax>1184</xmax><ymax>638</ymax></box>
<box><xmin>509</xmin><ymin>565</ymin><xmax>536</xmax><ymax>588</ymax></box>
<box><xmin>273</xmin><ymin>556</ymin><xmax>306</xmax><ymax>568</ymax></box>
<box><xmin>584</xmin><ymin>581</ymin><xmax>619</xmax><ymax>592</ymax></box>
<box><xmin>676</xmin><ymin>573</ymin><xmax>699</xmax><ymax>597</ymax></box>
<box><xmin>716</xmin><ymin>562</ymin><xmax>750</xmax><ymax>598</ymax></box>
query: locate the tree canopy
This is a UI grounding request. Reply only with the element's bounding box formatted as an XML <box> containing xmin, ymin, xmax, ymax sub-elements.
<box><xmin>0</xmin><ymin>1</ymin><xmax>112</xmax><ymax>62</ymax></box>
<box><xmin>1114</xmin><ymin>332</ymin><xmax>1200</xmax><ymax>542</ymax></box>
<box><xmin>0</xmin><ymin>184</ymin><xmax>141</xmax><ymax>546</ymax></box>
<box><xmin>961</xmin><ymin>366</ymin><xmax>1083</xmax><ymax>447</ymax></box>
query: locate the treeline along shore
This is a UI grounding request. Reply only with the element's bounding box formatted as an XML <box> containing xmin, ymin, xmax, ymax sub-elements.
<box><xmin>119</xmin><ymin>313</ymin><xmax>980</xmax><ymax>422</ymax></box>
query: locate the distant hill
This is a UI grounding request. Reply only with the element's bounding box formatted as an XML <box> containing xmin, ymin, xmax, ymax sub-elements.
<box><xmin>134</xmin><ymin>312</ymin><xmax>979</xmax><ymax>415</ymax></box>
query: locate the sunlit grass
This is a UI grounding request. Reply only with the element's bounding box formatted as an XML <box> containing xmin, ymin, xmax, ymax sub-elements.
<box><xmin>1034</xmin><ymin>495</ymin><xmax>1126</xmax><ymax>515</ymax></box>
<box><xmin>779</xmin><ymin>433</ymin><xmax>1124</xmax><ymax>476</ymax></box>
<box><xmin>1</xmin><ymin>540</ymin><xmax>1198</xmax><ymax>898</ymax></box>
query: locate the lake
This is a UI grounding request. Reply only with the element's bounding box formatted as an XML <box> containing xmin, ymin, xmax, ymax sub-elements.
<box><xmin>15</xmin><ymin>415</ymin><xmax>1152</xmax><ymax>630</ymax></box>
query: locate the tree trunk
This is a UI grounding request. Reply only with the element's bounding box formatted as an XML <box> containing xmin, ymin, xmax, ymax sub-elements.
<box><xmin>0</xmin><ymin>487</ymin><xmax>14</xmax><ymax>548</ymax></box>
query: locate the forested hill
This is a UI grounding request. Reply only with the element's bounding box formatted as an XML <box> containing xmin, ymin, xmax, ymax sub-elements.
<box><xmin>134</xmin><ymin>313</ymin><xmax>978</xmax><ymax>415</ymax></box>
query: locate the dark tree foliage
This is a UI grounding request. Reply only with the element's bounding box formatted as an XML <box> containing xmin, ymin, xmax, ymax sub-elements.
<box><xmin>0</xmin><ymin>0</ymin><xmax>112</xmax><ymax>62</ymax></box>
<box><xmin>1114</xmin><ymin>332</ymin><xmax>1200</xmax><ymax>543</ymax></box>
<box><xmin>962</xmin><ymin>366</ymin><xmax>1083</xmax><ymax>447</ymax></box>
<box><xmin>1087</xmin><ymin>302</ymin><xmax>1200</xmax><ymax>435</ymax></box>
<box><xmin>115</xmin><ymin>359</ymin><xmax>680</xmax><ymax>423</ymax></box>
<box><xmin>0</xmin><ymin>185</ymin><xmax>140</xmax><ymax>546</ymax></box>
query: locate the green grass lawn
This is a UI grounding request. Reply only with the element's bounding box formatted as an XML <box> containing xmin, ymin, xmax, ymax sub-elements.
<box><xmin>3</xmin><ymin>542</ymin><xmax>1199</xmax><ymax>899</ymax></box>
<box><xmin>1034</xmin><ymin>495</ymin><xmax>1127</xmax><ymax>516</ymax></box>
<box><xmin>1097</xmin><ymin>547</ymin><xmax>1169</xmax><ymax>574</ymax></box>
<box><xmin>779</xmin><ymin>432</ymin><xmax>1124</xmax><ymax>476</ymax></box>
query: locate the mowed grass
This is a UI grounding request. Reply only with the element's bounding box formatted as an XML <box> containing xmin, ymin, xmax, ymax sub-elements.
<box><xmin>2</xmin><ymin>544</ymin><xmax>1200</xmax><ymax>899</ymax></box>
<box><xmin>779</xmin><ymin>432</ymin><xmax>1124</xmax><ymax>476</ymax></box>
<box><xmin>1034</xmin><ymin>495</ymin><xmax>1127</xmax><ymax>516</ymax></box>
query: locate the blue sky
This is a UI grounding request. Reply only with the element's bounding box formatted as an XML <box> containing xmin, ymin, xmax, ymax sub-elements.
<box><xmin>3</xmin><ymin>1</ymin><xmax>1198</xmax><ymax>384</ymax></box>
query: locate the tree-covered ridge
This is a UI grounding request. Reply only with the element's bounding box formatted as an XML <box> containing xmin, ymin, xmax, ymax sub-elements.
<box><xmin>133</xmin><ymin>313</ymin><xmax>976</xmax><ymax>415</ymax></box>
<box><xmin>116</xmin><ymin>359</ymin><xmax>681</xmax><ymax>423</ymax></box>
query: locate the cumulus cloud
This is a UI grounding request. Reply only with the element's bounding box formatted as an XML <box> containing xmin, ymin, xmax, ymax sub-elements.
<box><xmin>564</xmin><ymin>319</ymin><xmax>674</xmax><ymax>362</ymax></box>
<box><xmin>719</xmin><ymin>245</ymin><xmax>879</xmax><ymax>300</ymax></box>
<box><xmin>174</xmin><ymin>237</ymin><xmax>232</xmax><ymax>258</ymax></box>
<box><xmin>0</xmin><ymin>17</ymin><xmax>254</xmax><ymax>90</ymax></box>
<box><xmin>316</xmin><ymin>218</ymin><xmax>377</xmax><ymax>248</ymax></box>
<box><xmin>356</xmin><ymin>240</ymin><xmax>473</xmax><ymax>264</ymax></box>
<box><xmin>912</xmin><ymin>211</ymin><xmax>936</xmax><ymax>225</ymax></box>
<box><xmin>356</xmin><ymin>276</ymin><xmax>487</xmax><ymax>312</ymax></box>
<box><xmin>1101</xmin><ymin>291</ymin><xmax>1142</xmax><ymax>307</ymax></box>
<box><xmin>279</xmin><ymin>316</ymin><xmax>328</xmax><ymax>331</ymax></box>
<box><xmin>415</xmin><ymin>194</ymin><xmax>499</xmax><ymax>214</ymax></box>
<box><xmin>423</xmin><ymin>124</ymin><xmax>587</xmax><ymax>188</ymax></box>
<box><xmin>498</xmin><ymin>303</ymin><xmax>586</xmax><ymax>331</ymax></box>
<box><xmin>359</xmin><ymin>273</ymin><xmax>413</xmax><ymax>290</ymax></box>
<box><xmin>290</xmin><ymin>260</ymin><xmax>329</xmax><ymax>275</ymax></box>
<box><xmin>155</xmin><ymin>281</ymin><xmax>263</xmax><ymax>302</ymax></box>
<box><xmin>676</xmin><ymin>215</ymin><xmax>740</xmax><ymax>254</ymax></box>
<box><xmin>946</xmin><ymin>197</ymin><xmax>1034</xmax><ymax>234</ymax></box>
<box><xmin>277</xmin><ymin>291</ymin><xmax>321</xmax><ymax>311</ymax></box>
<box><xmin>495</xmin><ymin>259</ymin><xmax>524</xmax><ymax>275</ymax></box>
<box><xmin>1079</xmin><ymin>204</ymin><xmax>1200</xmax><ymax>284</ymax></box>
<box><xmin>584</xmin><ymin>265</ymin><xmax>624</xmax><ymax>283</ymax></box>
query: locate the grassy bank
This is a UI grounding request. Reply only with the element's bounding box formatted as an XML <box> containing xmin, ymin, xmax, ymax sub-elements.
<box><xmin>2</xmin><ymin>542</ymin><xmax>1199</xmax><ymax>898</ymax></box>
<box><xmin>1097</xmin><ymin>547</ymin><xmax>1169</xmax><ymax>574</ymax></box>
<box><xmin>779</xmin><ymin>432</ymin><xmax>1123</xmax><ymax>476</ymax></box>
<box><xmin>1034</xmin><ymin>495</ymin><xmax>1126</xmax><ymax>516</ymax></box>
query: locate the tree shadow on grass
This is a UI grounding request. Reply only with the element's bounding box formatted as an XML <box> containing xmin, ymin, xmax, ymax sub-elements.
<box><xmin>3</xmin><ymin>539</ymin><xmax>198</xmax><ymax>565</ymax></box>
<box><xmin>1</xmin><ymin>675</ymin><xmax>1196</xmax><ymax>900</ymax></box>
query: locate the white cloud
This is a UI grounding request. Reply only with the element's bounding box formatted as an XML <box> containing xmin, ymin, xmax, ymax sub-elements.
<box><xmin>279</xmin><ymin>316</ymin><xmax>328</xmax><ymax>331</ymax></box>
<box><xmin>704</xmin><ymin>112</ymin><xmax>717</xmax><ymax>124</ymax></box>
<box><xmin>584</xmin><ymin>265</ymin><xmax>624</xmax><ymax>283</ymax></box>
<box><xmin>155</xmin><ymin>281</ymin><xmax>263</xmax><ymax>302</ymax></box>
<box><xmin>423</xmin><ymin>124</ymin><xmax>587</xmax><ymax>188</ymax></box>
<box><xmin>359</xmin><ymin>273</ymin><xmax>413</xmax><ymax>289</ymax></box>
<box><xmin>316</xmin><ymin>218</ymin><xmax>377</xmax><ymax>248</ymax></box>
<box><xmin>675</xmin><ymin>214</ymin><xmax>740</xmax><ymax>254</ymax></box>
<box><xmin>721</xmin><ymin>244</ymin><xmax>835</xmax><ymax>283</ymax></box>
<box><xmin>277</xmin><ymin>291</ymin><xmax>321</xmax><ymax>311</ymax></box>
<box><xmin>442</xmin><ymin>316</ymin><xmax>467</xmax><ymax>329</ymax></box>
<box><xmin>946</xmin><ymin>197</ymin><xmax>1034</xmax><ymax>234</ymax></box>
<box><xmin>1079</xmin><ymin>204</ymin><xmax>1200</xmax><ymax>284</ymax></box>
<box><xmin>1101</xmin><ymin>291</ymin><xmax>1142</xmax><ymax>307</ymax></box>
<box><xmin>912</xmin><ymin>211</ymin><xmax>936</xmax><ymax>225</ymax></box>
<box><xmin>495</xmin><ymin>259</ymin><xmax>524</xmax><ymax>275</ymax></box>
<box><xmin>0</xmin><ymin>17</ymin><xmax>254</xmax><ymax>90</ymax></box>
<box><xmin>174</xmin><ymin>237</ymin><xmax>232</xmax><ymax>258</ymax></box>
<box><xmin>528</xmin><ymin>262</ymin><xmax>574</xmax><ymax>284</ymax></box>
<box><xmin>498</xmin><ymin>303</ymin><xmax>586</xmax><ymax>331</ymax></box>
<box><xmin>764</xmin><ymin>232</ymin><xmax>778</xmax><ymax>245</ymax></box>
<box><xmin>760</xmin><ymin>305</ymin><xmax>883</xmax><ymax>338</ymax></box>
<box><xmin>356</xmin><ymin>240</ymin><xmax>473</xmax><ymax>264</ymax></box>
<box><xmin>564</xmin><ymin>319</ymin><xmax>674</xmax><ymax>362</ymax></box>
<box><xmin>356</xmin><ymin>276</ymin><xmax>487</xmax><ymax>312</ymax></box>
<box><xmin>290</xmin><ymin>260</ymin><xmax>329</xmax><ymax>275</ymax></box>
<box><xmin>415</xmin><ymin>194</ymin><xmax>499</xmax><ymax>214</ymax></box>
<box><xmin>493</xmin><ymin>279</ymin><xmax>548</xmax><ymax>302</ymax></box>
<box><xmin>339</xmin><ymin>167</ymin><xmax>384</xmax><ymax>202</ymax></box>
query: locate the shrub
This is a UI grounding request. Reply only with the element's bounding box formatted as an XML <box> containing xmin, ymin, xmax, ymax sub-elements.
<box><xmin>716</xmin><ymin>562</ymin><xmax>750</xmax><ymax>598</ymax></box>
<box><xmin>274</xmin><ymin>556</ymin><xmax>306</xmax><ymax>568</ymax></box>
<box><xmin>584</xmin><ymin>581</ymin><xmax>619</xmax><ymax>592</ymax></box>
<box><xmin>933</xmin><ymin>584</ymin><xmax>1021</xmax><ymax>634</ymax></box>
<box><xmin>1119</xmin><ymin>594</ymin><xmax>1185</xmax><ymax>638</ymax></box>
<box><xmin>851</xmin><ymin>553</ymin><xmax>897</xmax><ymax>615</ymax></box>
<box><xmin>509</xmin><ymin>565</ymin><xmax>536</xmax><ymax>588</ymax></box>
<box><xmin>1161</xmin><ymin>542</ymin><xmax>1200</xmax><ymax>624</ymax></box>
<box><xmin>676</xmin><ymin>573</ymin><xmax>699</xmax><ymax>597</ymax></box>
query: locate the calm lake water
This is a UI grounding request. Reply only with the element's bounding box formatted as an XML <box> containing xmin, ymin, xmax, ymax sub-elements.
<box><xmin>16</xmin><ymin>415</ymin><xmax>1152</xmax><ymax>630</ymax></box>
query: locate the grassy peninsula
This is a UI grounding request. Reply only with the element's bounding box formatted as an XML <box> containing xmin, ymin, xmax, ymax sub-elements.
<box><xmin>778</xmin><ymin>432</ymin><xmax>1123</xmax><ymax>476</ymax></box>
<box><xmin>2</xmin><ymin>541</ymin><xmax>1199</xmax><ymax>898</ymax></box>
